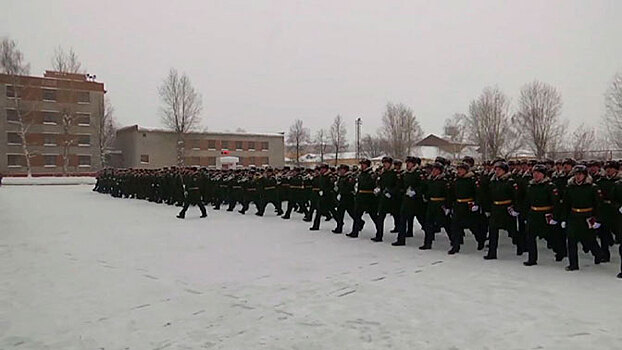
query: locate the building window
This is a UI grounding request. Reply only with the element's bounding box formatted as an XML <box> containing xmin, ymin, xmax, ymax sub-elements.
<box><xmin>7</xmin><ymin>154</ymin><xmax>25</xmax><ymax>167</ymax></box>
<box><xmin>6</xmin><ymin>109</ymin><xmax>18</xmax><ymax>123</ymax></box>
<box><xmin>76</xmin><ymin>113</ymin><xmax>90</xmax><ymax>126</ymax></box>
<box><xmin>43</xmin><ymin>111</ymin><xmax>58</xmax><ymax>124</ymax></box>
<box><xmin>261</xmin><ymin>141</ymin><xmax>269</xmax><ymax>151</ymax></box>
<box><xmin>207</xmin><ymin>156</ymin><xmax>216</xmax><ymax>166</ymax></box>
<box><xmin>77</xmin><ymin>91</ymin><xmax>90</xmax><ymax>104</ymax></box>
<box><xmin>43</xmin><ymin>134</ymin><xmax>57</xmax><ymax>146</ymax></box>
<box><xmin>186</xmin><ymin>156</ymin><xmax>200</xmax><ymax>166</ymax></box>
<box><xmin>221</xmin><ymin>140</ymin><xmax>229</xmax><ymax>150</ymax></box>
<box><xmin>44</xmin><ymin>155</ymin><xmax>57</xmax><ymax>167</ymax></box>
<box><xmin>78</xmin><ymin>135</ymin><xmax>90</xmax><ymax>146</ymax></box>
<box><xmin>7</xmin><ymin>132</ymin><xmax>22</xmax><ymax>145</ymax></box>
<box><xmin>78</xmin><ymin>155</ymin><xmax>91</xmax><ymax>167</ymax></box>
<box><xmin>42</xmin><ymin>89</ymin><xmax>56</xmax><ymax>102</ymax></box>
<box><xmin>248</xmin><ymin>141</ymin><xmax>255</xmax><ymax>151</ymax></box>
<box><xmin>260</xmin><ymin>156</ymin><xmax>269</xmax><ymax>165</ymax></box>
<box><xmin>140</xmin><ymin>154</ymin><xmax>149</xmax><ymax>164</ymax></box>
<box><xmin>190</xmin><ymin>140</ymin><xmax>200</xmax><ymax>150</ymax></box>
<box><xmin>6</xmin><ymin>85</ymin><xmax>16</xmax><ymax>98</ymax></box>
<box><xmin>235</xmin><ymin>141</ymin><xmax>243</xmax><ymax>151</ymax></box>
<box><xmin>208</xmin><ymin>140</ymin><xmax>216</xmax><ymax>150</ymax></box>
<box><xmin>248</xmin><ymin>156</ymin><xmax>256</xmax><ymax>165</ymax></box>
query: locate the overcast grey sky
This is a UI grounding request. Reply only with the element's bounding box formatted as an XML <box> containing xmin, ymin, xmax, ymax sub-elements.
<box><xmin>2</xmin><ymin>0</ymin><xmax>621</xmax><ymax>140</ymax></box>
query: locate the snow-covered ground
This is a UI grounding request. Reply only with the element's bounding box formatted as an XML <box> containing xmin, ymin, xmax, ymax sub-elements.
<box><xmin>1</xmin><ymin>185</ymin><xmax>621</xmax><ymax>349</ymax></box>
<box><xmin>1</xmin><ymin>176</ymin><xmax>96</xmax><ymax>186</ymax></box>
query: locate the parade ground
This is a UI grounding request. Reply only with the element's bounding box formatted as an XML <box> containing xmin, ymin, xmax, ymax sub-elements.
<box><xmin>1</xmin><ymin>185</ymin><xmax>621</xmax><ymax>349</ymax></box>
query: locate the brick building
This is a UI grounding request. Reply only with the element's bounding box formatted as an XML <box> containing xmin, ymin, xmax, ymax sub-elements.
<box><xmin>114</xmin><ymin>125</ymin><xmax>285</xmax><ymax>169</ymax></box>
<box><xmin>0</xmin><ymin>71</ymin><xmax>105</xmax><ymax>175</ymax></box>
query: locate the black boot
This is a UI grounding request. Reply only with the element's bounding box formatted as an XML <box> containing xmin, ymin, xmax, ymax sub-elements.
<box><xmin>448</xmin><ymin>246</ymin><xmax>460</xmax><ymax>255</ymax></box>
<box><xmin>418</xmin><ymin>244</ymin><xmax>431</xmax><ymax>250</ymax></box>
<box><xmin>391</xmin><ymin>240</ymin><xmax>405</xmax><ymax>246</ymax></box>
<box><xmin>523</xmin><ymin>260</ymin><xmax>537</xmax><ymax>266</ymax></box>
<box><xmin>477</xmin><ymin>241</ymin><xmax>485</xmax><ymax>251</ymax></box>
<box><xmin>483</xmin><ymin>252</ymin><xmax>497</xmax><ymax>260</ymax></box>
<box><xmin>370</xmin><ymin>236</ymin><xmax>382</xmax><ymax>242</ymax></box>
<box><xmin>332</xmin><ymin>227</ymin><xmax>342</xmax><ymax>234</ymax></box>
<box><xmin>282</xmin><ymin>215</ymin><xmax>290</xmax><ymax>220</ymax></box>
<box><xmin>617</xmin><ymin>272</ymin><xmax>622</xmax><ymax>278</ymax></box>
<box><xmin>390</xmin><ymin>228</ymin><xmax>399</xmax><ymax>233</ymax></box>
<box><xmin>565</xmin><ymin>265</ymin><xmax>579</xmax><ymax>271</ymax></box>
<box><xmin>176</xmin><ymin>214</ymin><xmax>185</xmax><ymax>219</ymax></box>
<box><xmin>309</xmin><ymin>226</ymin><xmax>319</xmax><ymax>231</ymax></box>
<box><xmin>346</xmin><ymin>232</ymin><xmax>358</xmax><ymax>238</ymax></box>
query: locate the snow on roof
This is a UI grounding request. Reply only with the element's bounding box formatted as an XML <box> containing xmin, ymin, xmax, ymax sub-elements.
<box><xmin>117</xmin><ymin>124</ymin><xmax>285</xmax><ymax>138</ymax></box>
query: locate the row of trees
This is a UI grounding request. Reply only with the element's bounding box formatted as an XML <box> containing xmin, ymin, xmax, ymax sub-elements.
<box><xmin>442</xmin><ymin>78</ymin><xmax>622</xmax><ymax>161</ymax></box>
<box><xmin>1</xmin><ymin>38</ymin><xmax>117</xmax><ymax>176</ymax></box>
<box><xmin>287</xmin><ymin>102</ymin><xmax>425</xmax><ymax>165</ymax></box>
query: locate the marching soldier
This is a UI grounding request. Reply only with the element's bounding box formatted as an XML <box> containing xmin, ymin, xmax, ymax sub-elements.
<box><xmin>177</xmin><ymin>169</ymin><xmax>208</xmax><ymax>219</ymax></box>
<box><xmin>523</xmin><ymin>164</ymin><xmax>562</xmax><ymax>266</ymax></box>
<box><xmin>332</xmin><ymin>164</ymin><xmax>356</xmax><ymax>234</ymax></box>
<box><xmin>282</xmin><ymin>167</ymin><xmax>308</xmax><ymax>220</ymax></box>
<box><xmin>448</xmin><ymin>162</ymin><xmax>485</xmax><ymax>254</ymax></box>
<box><xmin>483</xmin><ymin>161</ymin><xmax>520</xmax><ymax>260</ymax></box>
<box><xmin>372</xmin><ymin>157</ymin><xmax>400</xmax><ymax>242</ymax></box>
<box><xmin>419</xmin><ymin>162</ymin><xmax>452</xmax><ymax>251</ymax></box>
<box><xmin>561</xmin><ymin>165</ymin><xmax>604</xmax><ymax>271</ymax></box>
<box><xmin>595</xmin><ymin>161</ymin><xmax>621</xmax><ymax>262</ymax></box>
<box><xmin>309</xmin><ymin>163</ymin><xmax>340</xmax><ymax>231</ymax></box>
<box><xmin>347</xmin><ymin>159</ymin><xmax>378</xmax><ymax>238</ymax></box>
<box><xmin>392</xmin><ymin>156</ymin><xmax>426</xmax><ymax>246</ymax></box>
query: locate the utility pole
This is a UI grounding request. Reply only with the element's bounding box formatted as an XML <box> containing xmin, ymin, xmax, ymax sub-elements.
<box><xmin>355</xmin><ymin>117</ymin><xmax>362</xmax><ymax>160</ymax></box>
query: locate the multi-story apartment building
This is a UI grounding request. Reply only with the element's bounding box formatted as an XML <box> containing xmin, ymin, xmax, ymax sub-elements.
<box><xmin>114</xmin><ymin>125</ymin><xmax>285</xmax><ymax>169</ymax></box>
<box><xmin>0</xmin><ymin>71</ymin><xmax>105</xmax><ymax>175</ymax></box>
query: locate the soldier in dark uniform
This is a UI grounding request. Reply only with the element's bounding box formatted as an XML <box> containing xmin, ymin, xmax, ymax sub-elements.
<box><xmin>372</xmin><ymin>156</ymin><xmax>400</xmax><ymax>242</ymax></box>
<box><xmin>389</xmin><ymin>159</ymin><xmax>404</xmax><ymax>233</ymax></box>
<box><xmin>448</xmin><ymin>162</ymin><xmax>485</xmax><ymax>254</ymax></box>
<box><xmin>392</xmin><ymin>156</ymin><xmax>425</xmax><ymax>246</ymax></box>
<box><xmin>595</xmin><ymin>161</ymin><xmax>621</xmax><ymax>263</ymax></box>
<box><xmin>523</xmin><ymin>164</ymin><xmax>562</xmax><ymax>266</ymax></box>
<box><xmin>483</xmin><ymin>161</ymin><xmax>520</xmax><ymax>260</ymax></box>
<box><xmin>177</xmin><ymin>169</ymin><xmax>207</xmax><ymax>219</ymax></box>
<box><xmin>309</xmin><ymin>163</ymin><xmax>340</xmax><ymax>230</ymax></box>
<box><xmin>562</xmin><ymin>165</ymin><xmax>603</xmax><ymax>271</ymax></box>
<box><xmin>282</xmin><ymin>167</ymin><xmax>307</xmax><ymax>219</ymax></box>
<box><xmin>347</xmin><ymin>159</ymin><xmax>378</xmax><ymax>238</ymax></box>
<box><xmin>256</xmin><ymin>168</ymin><xmax>283</xmax><ymax>216</ymax></box>
<box><xmin>611</xmin><ymin>173</ymin><xmax>622</xmax><ymax>278</ymax></box>
<box><xmin>419</xmin><ymin>162</ymin><xmax>452</xmax><ymax>251</ymax></box>
<box><xmin>332</xmin><ymin>164</ymin><xmax>356</xmax><ymax>234</ymax></box>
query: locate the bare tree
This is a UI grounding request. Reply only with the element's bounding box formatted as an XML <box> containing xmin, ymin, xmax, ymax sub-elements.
<box><xmin>513</xmin><ymin>81</ymin><xmax>566</xmax><ymax>158</ymax></box>
<box><xmin>286</xmin><ymin>119</ymin><xmax>310</xmax><ymax>166</ymax></box>
<box><xmin>98</xmin><ymin>97</ymin><xmax>117</xmax><ymax>167</ymax></box>
<box><xmin>329</xmin><ymin>115</ymin><xmax>348</xmax><ymax>165</ymax></box>
<box><xmin>360</xmin><ymin>133</ymin><xmax>386</xmax><ymax>158</ymax></box>
<box><xmin>51</xmin><ymin>46</ymin><xmax>83</xmax><ymax>73</ymax></box>
<box><xmin>570</xmin><ymin>123</ymin><xmax>596</xmax><ymax>160</ymax></box>
<box><xmin>604</xmin><ymin>72</ymin><xmax>622</xmax><ymax>149</ymax></box>
<box><xmin>443</xmin><ymin>113</ymin><xmax>468</xmax><ymax>159</ymax></box>
<box><xmin>380</xmin><ymin>102</ymin><xmax>423</xmax><ymax>159</ymax></box>
<box><xmin>465</xmin><ymin>86</ymin><xmax>516</xmax><ymax>160</ymax></box>
<box><xmin>314</xmin><ymin>128</ymin><xmax>330</xmax><ymax>162</ymax></box>
<box><xmin>1</xmin><ymin>38</ymin><xmax>35</xmax><ymax>176</ymax></box>
<box><xmin>158</xmin><ymin>68</ymin><xmax>203</xmax><ymax>166</ymax></box>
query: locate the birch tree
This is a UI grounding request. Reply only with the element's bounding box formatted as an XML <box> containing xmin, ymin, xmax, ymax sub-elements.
<box><xmin>158</xmin><ymin>68</ymin><xmax>203</xmax><ymax>166</ymax></box>
<box><xmin>286</xmin><ymin>119</ymin><xmax>310</xmax><ymax>166</ymax></box>
<box><xmin>1</xmin><ymin>38</ymin><xmax>35</xmax><ymax>176</ymax></box>
<box><xmin>513</xmin><ymin>81</ymin><xmax>566</xmax><ymax>158</ymax></box>
<box><xmin>329</xmin><ymin>115</ymin><xmax>348</xmax><ymax>165</ymax></box>
<box><xmin>604</xmin><ymin>72</ymin><xmax>622</xmax><ymax>149</ymax></box>
<box><xmin>51</xmin><ymin>46</ymin><xmax>83</xmax><ymax>73</ymax></box>
<box><xmin>314</xmin><ymin>128</ymin><xmax>330</xmax><ymax>163</ymax></box>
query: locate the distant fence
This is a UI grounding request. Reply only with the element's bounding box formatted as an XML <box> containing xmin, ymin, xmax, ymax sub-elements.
<box><xmin>545</xmin><ymin>150</ymin><xmax>622</xmax><ymax>161</ymax></box>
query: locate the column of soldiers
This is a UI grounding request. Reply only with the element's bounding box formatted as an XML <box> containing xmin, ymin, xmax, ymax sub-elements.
<box><xmin>94</xmin><ymin>156</ymin><xmax>622</xmax><ymax>278</ymax></box>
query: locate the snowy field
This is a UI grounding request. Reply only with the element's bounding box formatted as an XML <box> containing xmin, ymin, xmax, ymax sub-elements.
<box><xmin>1</xmin><ymin>185</ymin><xmax>621</xmax><ymax>350</ymax></box>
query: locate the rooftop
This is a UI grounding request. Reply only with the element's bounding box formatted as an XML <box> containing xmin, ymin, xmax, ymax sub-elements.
<box><xmin>117</xmin><ymin>124</ymin><xmax>285</xmax><ymax>138</ymax></box>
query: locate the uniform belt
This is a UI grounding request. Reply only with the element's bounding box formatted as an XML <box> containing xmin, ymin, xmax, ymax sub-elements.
<box><xmin>233</xmin><ymin>186</ymin><xmax>242</xmax><ymax>189</ymax></box>
<box><xmin>264</xmin><ymin>186</ymin><xmax>276</xmax><ymax>190</ymax></box>
<box><xmin>312</xmin><ymin>188</ymin><xmax>320</xmax><ymax>191</ymax></box>
<box><xmin>188</xmin><ymin>187</ymin><xmax>199</xmax><ymax>190</ymax></box>
<box><xmin>571</xmin><ymin>207</ymin><xmax>593</xmax><ymax>213</ymax></box>
<box><xmin>531</xmin><ymin>206</ymin><xmax>553</xmax><ymax>212</ymax></box>
<box><xmin>290</xmin><ymin>185</ymin><xmax>304</xmax><ymax>189</ymax></box>
<box><xmin>430</xmin><ymin>197</ymin><xmax>446</xmax><ymax>202</ymax></box>
<box><xmin>247</xmin><ymin>188</ymin><xmax>256</xmax><ymax>191</ymax></box>
<box><xmin>282</xmin><ymin>184</ymin><xmax>290</xmax><ymax>187</ymax></box>
<box><xmin>456</xmin><ymin>198</ymin><xmax>474</xmax><ymax>203</ymax></box>
<box><xmin>603</xmin><ymin>200</ymin><xmax>612</xmax><ymax>204</ymax></box>
<box><xmin>494</xmin><ymin>200</ymin><xmax>512</xmax><ymax>205</ymax></box>
<box><xmin>359</xmin><ymin>190</ymin><xmax>374</xmax><ymax>194</ymax></box>
<box><xmin>220</xmin><ymin>185</ymin><xmax>227</xmax><ymax>187</ymax></box>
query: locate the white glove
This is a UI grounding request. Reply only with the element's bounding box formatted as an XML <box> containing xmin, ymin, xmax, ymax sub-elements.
<box><xmin>319</xmin><ymin>191</ymin><xmax>324</xmax><ymax>197</ymax></box>
<box><xmin>406</xmin><ymin>189</ymin><xmax>416</xmax><ymax>198</ymax></box>
<box><xmin>443</xmin><ymin>208</ymin><xmax>451</xmax><ymax>216</ymax></box>
<box><xmin>373</xmin><ymin>187</ymin><xmax>381</xmax><ymax>195</ymax></box>
<box><xmin>508</xmin><ymin>207</ymin><xmax>520</xmax><ymax>217</ymax></box>
<box><xmin>384</xmin><ymin>192</ymin><xmax>391</xmax><ymax>199</ymax></box>
<box><xmin>471</xmin><ymin>205</ymin><xmax>479</xmax><ymax>212</ymax></box>
<box><xmin>548</xmin><ymin>219</ymin><xmax>558</xmax><ymax>225</ymax></box>
<box><xmin>184</xmin><ymin>191</ymin><xmax>188</xmax><ymax>197</ymax></box>
<box><xmin>334</xmin><ymin>186</ymin><xmax>339</xmax><ymax>192</ymax></box>
<box><xmin>354</xmin><ymin>183</ymin><xmax>358</xmax><ymax>193</ymax></box>
<box><xmin>619</xmin><ymin>206</ymin><xmax>622</xmax><ymax>214</ymax></box>
<box><xmin>485</xmin><ymin>212</ymin><xmax>491</xmax><ymax>218</ymax></box>
<box><xmin>592</xmin><ymin>222</ymin><xmax>601</xmax><ymax>229</ymax></box>
<box><xmin>561</xmin><ymin>221</ymin><xmax>566</xmax><ymax>229</ymax></box>
<box><xmin>336</xmin><ymin>194</ymin><xmax>341</xmax><ymax>201</ymax></box>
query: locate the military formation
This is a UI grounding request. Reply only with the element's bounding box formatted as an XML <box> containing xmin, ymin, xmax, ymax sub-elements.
<box><xmin>94</xmin><ymin>156</ymin><xmax>622</xmax><ymax>278</ymax></box>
